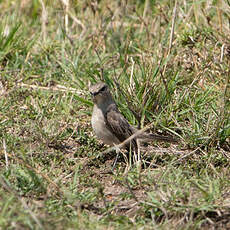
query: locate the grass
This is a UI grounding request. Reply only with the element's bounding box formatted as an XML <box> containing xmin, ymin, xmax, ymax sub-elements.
<box><xmin>0</xmin><ymin>0</ymin><xmax>230</xmax><ymax>229</ymax></box>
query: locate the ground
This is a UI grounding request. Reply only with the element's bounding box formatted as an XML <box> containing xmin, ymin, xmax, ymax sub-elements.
<box><xmin>0</xmin><ymin>0</ymin><xmax>230</xmax><ymax>229</ymax></box>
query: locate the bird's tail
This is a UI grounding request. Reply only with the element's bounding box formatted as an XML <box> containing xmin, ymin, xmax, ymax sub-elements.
<box><xmin>137</xmin><ymin>133</ymin><xmax>178</xmax><ymax>143</ymax></box>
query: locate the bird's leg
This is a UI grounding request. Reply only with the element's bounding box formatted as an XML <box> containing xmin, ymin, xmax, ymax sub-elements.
<box><xmin>111</xmin><ymin>148</ymin><xmax>120</xmax><ymax>171</ymax></box>
<box><xmin>136</xmin><ymin>139</ymin><xmax>142</xmax><ymax>173</ymax></box>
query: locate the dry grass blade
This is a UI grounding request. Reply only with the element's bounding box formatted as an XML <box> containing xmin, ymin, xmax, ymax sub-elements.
<box><xmin>39</xmin><ymin>0</ymin><xmax>48</xmax><ymax>41</ymax></box>
<box><xmin>17</xmin><ymin>82</ymin><xmax>86</xmax><ymax>95</ymax></box>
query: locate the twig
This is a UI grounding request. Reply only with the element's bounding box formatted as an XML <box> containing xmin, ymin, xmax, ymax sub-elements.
<box><xmin>129</xmin><ymin>57</ymin><xmax>135</xmax><ymax>93</ymax></box>
<box><xmin>59</xmin><ymin>0</ymin><xmax>85</xmax><ymax>31</ymax></box>
<box><xmin>162</xmin><ymin>0</ymin><xmax>177</xmax><ymax>75</ymax></box>
<box><xmin>3</xmin><ymin>139</ymin><xmax>8</xmax><ymax>170</ymax></box>
<box><xmin>168</xmin><ymin>0</ymin><xmax>177</xmax><ymax>55</ymax></box>
<box><xmin>39</xmin><ymin>0</ymin><xmax>48</xmax><ymax>41</ymax></box>
<box><xmin>17</xmin><ymin>82</ymin><xmax>85</xmax><ymax>95</ymax></box>
<box><xmin>217</xmin><ymin>4</ymin><xmax>223</xmax><ymax>33</ymax></box>
<box><xmin>220</xmin><ymin>43</ymin><xmax>225</xmax><ymax>62</ymax></box>
<box><xmin>61</xmin><ymin>0</ymin><xmax>69</xmax><ymax>32</ymax></box>
<box><xmin>172</xmin><ymin>147</ymin><xmax>200</xmax><ymax>164</ymax></box>
<box><xmin>101</xmin><ymin>122</ymin><xmax>155</xmax><ymax>154</ymax></box>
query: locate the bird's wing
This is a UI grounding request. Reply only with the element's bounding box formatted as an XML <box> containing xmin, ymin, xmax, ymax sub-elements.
<box><xmin>105</xmin><ymin>104</ymin><xmax>137</xmax><ymax>149</ymax></box>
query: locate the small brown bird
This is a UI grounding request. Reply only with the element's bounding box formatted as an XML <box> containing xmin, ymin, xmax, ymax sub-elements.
<box><xmin>89</xmin><ymin>82</ymin><xmax>176</xmax><ymax>150</ymax></box>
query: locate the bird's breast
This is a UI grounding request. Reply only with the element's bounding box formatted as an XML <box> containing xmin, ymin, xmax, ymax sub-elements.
<box><xmin>91</xmin><ymin>106</ymin><xmax>120</xmax><ymax>146</ymax></box>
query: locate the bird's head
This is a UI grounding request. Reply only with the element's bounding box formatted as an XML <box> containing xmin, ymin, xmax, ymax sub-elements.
<box><xmin>89</xmin><ymin>82</ymin><xmax>113</xmax><ymax>106</ymax></box>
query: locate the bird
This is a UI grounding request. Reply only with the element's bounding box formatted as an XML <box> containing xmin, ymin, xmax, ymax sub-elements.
<box><xmin>89</xmin><ymin>82</ymin><xmax>177</xmax><ymax>151</ymax></box>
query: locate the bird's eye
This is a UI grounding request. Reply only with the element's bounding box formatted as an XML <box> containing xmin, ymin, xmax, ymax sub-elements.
<box><xmin>100</xmin><ymin>86</ymin><xmax>106</xmax><ymax>92</ymax></box>
<box><xmin>90</xmin><ymin>85</ymin><xmax>107</xmax><ymax>97</ymax></box>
